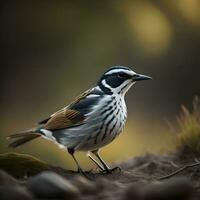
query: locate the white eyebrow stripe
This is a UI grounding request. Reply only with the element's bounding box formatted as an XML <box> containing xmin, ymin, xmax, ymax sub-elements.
<box><xmin>102</xmin><ymin>79</ymin><xmax>112</xmax><ymax>89</ymax></box>
<box><xmin>105</xmin><ymin>69</ymin><xmax>135</xmax><ymax>76</ymax></box>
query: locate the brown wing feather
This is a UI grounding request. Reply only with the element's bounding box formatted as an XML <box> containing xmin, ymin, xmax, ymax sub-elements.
<box><xmin>39</xmin><ymin>89</ymin><xmax>92</xmax><ymax>130</ymax></box>
<box><xmin>44</xmin><ymin>109</ymin><xmax>85</xmax><ymax>130</ymax></box>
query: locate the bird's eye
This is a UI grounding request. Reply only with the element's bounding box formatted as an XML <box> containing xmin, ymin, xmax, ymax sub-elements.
<box><xmin>118</xmin><ymin>73</ymin><xmax>127</xmax><ymax>78</ymax></box>
<box><xmin>117</xmin><ymin>73</ymin><xmax>131</xmax><ymax>79</ymax></box>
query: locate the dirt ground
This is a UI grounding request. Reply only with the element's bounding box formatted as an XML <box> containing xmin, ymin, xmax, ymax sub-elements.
<box><xmin>1</xmin><ymin>152</ymin><xmax>200</xmax><ymax>200</ymax></box>
<box><xmin>52</xmin><ymin>153</ymin><xmax>200</xmax><ymax>200</ymax></box>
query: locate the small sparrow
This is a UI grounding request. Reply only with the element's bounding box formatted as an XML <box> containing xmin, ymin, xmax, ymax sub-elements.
<box><xmin>8</xmin><ymin>66</ymin><xmax>152</xmax><ymax>174</ymax></box>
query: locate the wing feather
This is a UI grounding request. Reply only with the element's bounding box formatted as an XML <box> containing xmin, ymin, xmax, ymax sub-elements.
<box><xmin>38</xmin><ymin>88</ymin><xmax>102</xmax><ymax>131</ymax></box>
<box><xmin>38</xmin><ymin>89</ymin><xmax>93</xmax><ymax>130</ymax></box>
<box><xmin>44</xmin><ymin>109</ymin><xmax>85</xmax><ymax>130</ymax></box>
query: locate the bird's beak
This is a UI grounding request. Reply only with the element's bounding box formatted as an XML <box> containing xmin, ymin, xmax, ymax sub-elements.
<box><xmin>132</xmin><ymin>74</ymin><xmax>152</xmax><ymax>81</ymax></box>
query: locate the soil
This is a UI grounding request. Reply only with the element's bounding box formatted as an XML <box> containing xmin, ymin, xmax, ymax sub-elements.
<box><xmin>0</xmin><ymin>152</ymin><xmax>200</xmax><ymax>200</ymax></box>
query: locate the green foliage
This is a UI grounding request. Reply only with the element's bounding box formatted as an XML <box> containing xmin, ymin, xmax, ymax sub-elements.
<box><xmin>0</xmin><ymin>152</ymin><xmax>49</xmax><ymax>178</ymax></box>
<box><xmin>177</xmin><ymin>97</ymin><xmax>200</xmax><ymax>155</ymax></box>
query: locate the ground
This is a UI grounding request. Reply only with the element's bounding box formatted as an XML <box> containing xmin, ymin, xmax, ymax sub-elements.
<box><xmin>0</xmin><ymin>152</ymin><xmax>200</xmax><ymax>200</ymax></box>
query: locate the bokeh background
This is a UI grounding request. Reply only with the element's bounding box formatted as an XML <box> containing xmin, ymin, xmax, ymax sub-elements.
<box><xmin>1</xmin><ymin>0</ymin><xmax>200</xmax><ymax>169</ymax></box>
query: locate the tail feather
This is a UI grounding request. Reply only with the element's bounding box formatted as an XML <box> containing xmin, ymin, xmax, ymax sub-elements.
<box><xmin>8</xmin><ymin>128</ymin><xmax>41</xmax><ymax>148</ymax></box>
<box><xmin>7</xmin><ymin>128</ymin><xmax>37</xmax><ymax>139</ymax></box>
<box><xmin>8</xmin><ymin>134</ymin><xmax>40</xmax><ymax>148</ymax></box>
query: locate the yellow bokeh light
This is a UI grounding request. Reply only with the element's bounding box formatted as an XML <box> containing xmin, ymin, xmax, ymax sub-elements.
<box><xmin>120</xmin><ymin>1</ymin><xmax>172</xmax><ymax>55</ymax></box>
<box><xmin>170</xmin><ymin>0</ymin><xmax>200</xmax><ymax>26</ymax></box>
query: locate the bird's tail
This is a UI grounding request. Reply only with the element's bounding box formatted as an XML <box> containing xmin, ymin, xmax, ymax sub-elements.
<box><xmin>7</xmin><ymin>128</ymin><xmax>42</xmax><ymax>148</ymax></box>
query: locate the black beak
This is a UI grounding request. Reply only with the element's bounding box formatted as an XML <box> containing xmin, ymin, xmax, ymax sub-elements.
<box><xmin>132</xmin><ymin>74</ymin><xmax>152</xmax><ymax>81</ymax></box>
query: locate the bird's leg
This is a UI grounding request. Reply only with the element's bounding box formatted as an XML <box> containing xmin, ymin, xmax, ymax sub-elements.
<box><xmin>68</xmin><ymin>148</ymin><xmax>85</xmax><ymax>174</ymax></box>
<box><xmin>87</xmin><ymin>152</ymin><xmax>105</xmax><ymax>171</ymax></box>
<box><xmin>91</xmin><ymin>150</ymin><xmax>121</xmax><ymax>174</ymax></box>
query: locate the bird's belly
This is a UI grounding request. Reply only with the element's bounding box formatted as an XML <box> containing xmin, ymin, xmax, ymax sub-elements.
<box><xmin>78</xmin><ymin>111</ymin><xmax>127</xmax><ymax>151</ymax></box>
<box><xmin>50</xmin><ymin>97</ymin><xmax>127</xmax><ymax>151</ymax></box>
<box><xmin>48</xmin><ymin>120</ymin><xmax>125</xmax><ymax>151</ymax></box>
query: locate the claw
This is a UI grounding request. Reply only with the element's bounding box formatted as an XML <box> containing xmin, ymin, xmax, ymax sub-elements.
<box><xmin>76</xmin><ymin>168</ymin><xmax>94</xmax><ymax>180</ymax></box>
<box><xmin>99</xmin><ymin>166</ymin><xmax>121</xmax><ymax>174</ymax></box>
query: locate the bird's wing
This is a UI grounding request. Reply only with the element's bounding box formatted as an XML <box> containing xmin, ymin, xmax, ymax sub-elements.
<box><xmin>38</xmin><ymin>88</ymin><xmax>101</xmax><ymax>131</ymax></box>
<box><xmin>44</xmin><ymin>108</ymin><xmax>85</xmax><ymax>130</ymax></box>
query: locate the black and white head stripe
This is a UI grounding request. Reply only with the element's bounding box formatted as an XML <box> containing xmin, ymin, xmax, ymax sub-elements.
<box><xmin>97</xmin><ymin>66</ymin><xmax>136</xmax><ymax>94</ymax></box>
<box><xmin>104</xmin><ymin>66</ymin><xmax>136</xmax><ymax>76</ymax></box>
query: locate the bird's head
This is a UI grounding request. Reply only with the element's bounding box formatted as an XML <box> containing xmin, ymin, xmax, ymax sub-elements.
<box><xmin>97</xmin><ymin>66</ymin><xmax>152</xmax><ymax>95</ymax></box>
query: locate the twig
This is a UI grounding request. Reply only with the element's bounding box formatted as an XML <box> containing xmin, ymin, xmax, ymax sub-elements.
<box><xmin>158</xmin><ymin>161</ymin><xmax>200</xmax><ymax>180</ymax></box>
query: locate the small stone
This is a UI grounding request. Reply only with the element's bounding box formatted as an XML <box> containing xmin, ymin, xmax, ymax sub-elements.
<box><xmin>0</xmin><ymin>153</ymin><xmax>49</xmax><ymax>178</ymax></box>
<box><xmin>0</xmin><ymin>170</ymin><xmax>18</xmax><ymax>185</ymax></box>
<box><xmin>72</xmin><ymin>175</ymin><xmax>96</xmax><ymax>194</ymax></box>
<box><xmin>0</xmin><ymin>185</ymin><xmax>33</xmax><ymax>200</ymax></box>
<box><xmin>27</xmin><ymin>171</ymin><xmax>79</xmax><ymax>199</ymax></box>
<box><xmin>143</xmin><ymin>177</ymin><xmax>193</xmax><ymax>200</ymax></box>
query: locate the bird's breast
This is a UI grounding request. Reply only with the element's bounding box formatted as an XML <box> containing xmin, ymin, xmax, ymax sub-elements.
<box><xmin>92</xmin><ymin>95</ymin><xmax>127</xmax><ymax>147</ymax></box>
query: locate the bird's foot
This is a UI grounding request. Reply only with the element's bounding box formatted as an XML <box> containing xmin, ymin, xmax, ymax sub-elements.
<box><xmin>76</xmin><ymin>168</ymin><xmax>93</xmax><ymax>174</ymax></box>
<box><xmin>100</xmin><ymin>166</ymin><xmax>121</xmax><ymax>174</ymax></box>
<box><xmin>76</xmin><ymin>168</ymin><xmax>94</xmax><ymax>179</ymax></box>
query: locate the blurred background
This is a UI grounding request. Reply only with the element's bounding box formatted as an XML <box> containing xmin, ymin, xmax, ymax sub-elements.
<box><xmin>1</xmin><ymin>0</ymin><xmax>200</xmax><ymax>169</ymax></box>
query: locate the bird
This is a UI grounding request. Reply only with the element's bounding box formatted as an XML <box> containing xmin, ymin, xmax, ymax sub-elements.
<box><xmin>8</xmin><ymin>66</ymin><xmax>152</xmax><ymax>174</ymax></box>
